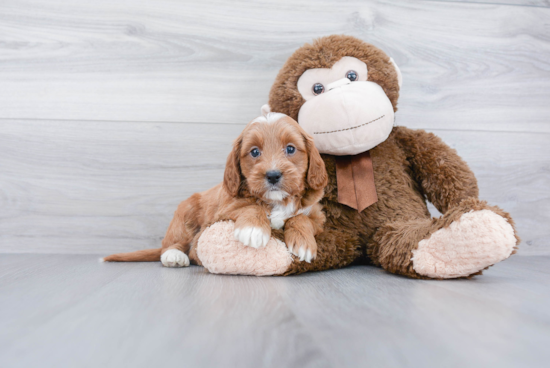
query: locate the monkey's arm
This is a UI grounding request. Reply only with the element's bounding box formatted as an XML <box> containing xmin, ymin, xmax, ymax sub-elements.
<box><xmin>393</xmin><ymin>126</ymin><xmax>479</xmax><ymax>213</ymax></box>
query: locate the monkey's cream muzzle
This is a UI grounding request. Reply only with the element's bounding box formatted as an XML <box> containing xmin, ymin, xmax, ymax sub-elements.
<box><xmin>292</xmin><ymin>56</ymin><xmax>402</xmax><ymax>211</ymax></box>
<box><xmin>297</xmin><ymin>79</ymin><xmax>394</xmax><ymax>156</ymax></box>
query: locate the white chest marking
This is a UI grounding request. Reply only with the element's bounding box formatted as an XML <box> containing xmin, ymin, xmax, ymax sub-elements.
<box><xmin>267</xmin><ymin>203</ymin><xmax>314</xmax><ymax>230</ymax></box>
<box><xmin>269</xmin><ymin>202</ymin><xmax>296</xmax><ymax>230</ymax></box>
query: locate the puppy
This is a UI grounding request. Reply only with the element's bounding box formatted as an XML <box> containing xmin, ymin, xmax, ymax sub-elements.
<box><xmin>103</xmin><ymin>113</ymin><xmax>328</xmax><ymax>267</ymax></box>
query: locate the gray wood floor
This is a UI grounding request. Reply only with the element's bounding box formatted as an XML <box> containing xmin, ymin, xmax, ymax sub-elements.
<box><xmin>0</xmin><ymin>254</ymin><xmax>549</xmax><ymax>368</ymax></box>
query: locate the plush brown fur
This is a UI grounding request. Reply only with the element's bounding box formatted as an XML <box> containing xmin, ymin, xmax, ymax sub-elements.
<box><xmin>104</xmin><ymin>115</ymin><xmax>327</xmax><ymax>264</ymax></box>
<box><xmin>267</xmin><ymin>35</ymin><xmax>519</xmax><ymax>278</ymax></box>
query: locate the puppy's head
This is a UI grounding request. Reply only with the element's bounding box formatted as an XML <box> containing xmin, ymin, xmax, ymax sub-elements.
<box><xmin>223</xmin><ymin>113</ymin><xmax>327</xmax><ymax>202</ymax></box>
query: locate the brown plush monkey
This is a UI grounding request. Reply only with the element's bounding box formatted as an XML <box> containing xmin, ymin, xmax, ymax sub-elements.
<box><xmin>195</xmin><ymin>35</ymin><xmax>520</xmax><ymax>279</ymax></box>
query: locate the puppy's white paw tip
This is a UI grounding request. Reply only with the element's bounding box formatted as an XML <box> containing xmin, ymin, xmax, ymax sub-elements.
<box><xmin>161</xmin><ymin>249</ymin><xmax>190</xmax><ymax>268</ymax></box>
<box><xmin>98</xmin><ymin>257</ymin><xmax>105</xmax><ymax>263</ymax></box>
<box><xmin>305</xmin><ymin>250</ymin><xmax>313</xmax><ymax>263</ymax></box>
<box><xmin>298</xmin><ymin>247</ymin><xmax>306</xmax><ymax>261</ymax></box>
<box><xmin>235</xmin><ymin>226</ymin><xmax>270</xmax><ymax>249</ymax></box>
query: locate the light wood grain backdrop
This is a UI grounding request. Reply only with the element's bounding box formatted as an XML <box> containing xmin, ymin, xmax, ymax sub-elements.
<box><xmin>1</xmin><ymin>0</ymin><xmax>549</xmax><ymax>255</ymax></box>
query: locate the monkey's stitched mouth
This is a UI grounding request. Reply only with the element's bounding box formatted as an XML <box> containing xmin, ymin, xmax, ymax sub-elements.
<box><xmin>313</xmin><ymin>115</ymin><xmax>385</xmax><ymax>135</ymax></box>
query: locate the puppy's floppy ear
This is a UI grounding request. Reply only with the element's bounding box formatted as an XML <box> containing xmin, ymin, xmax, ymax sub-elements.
<box><xmin>223</xmin><ymin>136</ymin><xmax>243</xmax><ymax>197</ymax></box>
<box><xmin>304</xmin><ymin>133</ymin><xmax>327</xmax><ymax>190</ymax></box>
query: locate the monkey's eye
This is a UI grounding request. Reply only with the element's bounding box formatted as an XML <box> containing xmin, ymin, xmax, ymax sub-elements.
<box><xmin>250</xmin><ymin>148</ymin><xmax>261</xmax><ymax>158</ymax></box>
<box><xmin>285</xmin><ymin>145</ymin><xmax>296</xmax><ymax>155</ymax></box>
<box><xmin>346</xmin><ymin>70</ymin><xmax>358</xmax><ymax>81</ymax></box>
<box><xmin>312</xmin><ymin>83</ymin><xmax>324</xmax><ymax>95</ymax></box>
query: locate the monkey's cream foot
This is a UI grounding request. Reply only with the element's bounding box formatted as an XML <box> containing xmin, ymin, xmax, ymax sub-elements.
<box><xmin>161</xmin><ymin>249</ymin><xmax>190</xmax><ymax>268</ymax></box>
<box><xmin>411</xmin><ymin>210</ymin><xmax>516</xmax><ymax>278</ymax></box>
<box><xmin>198</xmin><ymin>221</ymin><xmax>292</xmax><ymax>276</ymax></box>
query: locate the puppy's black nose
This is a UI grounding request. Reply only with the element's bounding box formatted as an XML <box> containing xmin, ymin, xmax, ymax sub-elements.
<box><xmin>266</xmin><ymin>170</ymin><xmax>282</xmax><ymax>184</ymax></box>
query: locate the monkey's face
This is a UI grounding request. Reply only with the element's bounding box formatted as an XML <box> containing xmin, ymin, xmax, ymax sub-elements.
<box><xmin>267</xmin><ymin>35</ymin><xmax>402</xmax><ymax>157</ymax></box>
<box><xmin>296</xmin><ymin>56</ymin><xmax>400</xmax><ymax>156</ymax></box>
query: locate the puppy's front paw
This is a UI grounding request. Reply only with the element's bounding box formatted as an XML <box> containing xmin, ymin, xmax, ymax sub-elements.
<box><xmin>161</xmin><ymin>249</ymin><xmax>190</xmax><ymax>268</ymax></box>
<box><xmin>285</xmin><ymin>229</ymin><xmax>317</xmax><ymax>263</ymax></box>
<box><xmin>234</xmin><ymin>226</ymin><xmax>270</xmax><ymax>249</ymax></box>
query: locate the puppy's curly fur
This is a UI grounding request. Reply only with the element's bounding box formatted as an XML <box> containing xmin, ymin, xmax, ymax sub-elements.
<box><xmin>103</xmin><ymin>114</ymin><xmax>327</xmax><ymax>266</ymax></box>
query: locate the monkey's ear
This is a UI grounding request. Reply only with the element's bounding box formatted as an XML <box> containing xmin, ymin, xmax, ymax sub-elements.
<box><xmin>261</xmin><ymin>104</ymin><xmax>271</xmax><ymax>116</ymax></box>
<box><xmin>223</xmin><ymin>136</ymin><xmax>243</xmax><ymax>196</ymax></box>
<box><xmin>304</xmin><ymin>134</ymin><xmax>328</xmax><ymax>191</ymax></box>
<box><xmin>389</xmin><ymin>57</ymin><xmax>402</xmax><ymax>89</ymax></box>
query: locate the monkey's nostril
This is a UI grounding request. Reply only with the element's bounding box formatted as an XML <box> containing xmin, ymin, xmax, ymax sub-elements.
<box><xmin>266</xmin><ymin>170</ymin><xmax>282</xmax><ymax>185</ymax></box>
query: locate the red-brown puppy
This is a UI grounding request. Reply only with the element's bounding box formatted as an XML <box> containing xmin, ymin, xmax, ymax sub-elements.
<box><xmin>103</xmin><ymin>113</ymin><xmax>327</xmax><ymax>267</ymax></box>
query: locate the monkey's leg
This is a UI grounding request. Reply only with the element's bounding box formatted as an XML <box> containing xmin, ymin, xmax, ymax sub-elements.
<box><xmin>369</xmin><ymin>198</ymin><xmax>519</xmax><ymax>279</ymax></box>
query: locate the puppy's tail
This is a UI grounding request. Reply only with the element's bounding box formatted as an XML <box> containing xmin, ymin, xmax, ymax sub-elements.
<box><xmin>101</xmin><ymin>248</ymin><xmax>161</xmax><ymax>262</ymax></box>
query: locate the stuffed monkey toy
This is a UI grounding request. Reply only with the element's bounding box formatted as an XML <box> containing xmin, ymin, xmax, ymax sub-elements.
<box><xmin>193</xmin><ymin>35</ymin><xmax>519</xmax><ymax>279</ymax></box>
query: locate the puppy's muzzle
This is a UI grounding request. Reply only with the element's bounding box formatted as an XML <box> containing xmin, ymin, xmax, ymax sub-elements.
<box><xmin>266</xmin><ymin>170</ymin><xmax>282</xmax><ymax>185</ymax></box>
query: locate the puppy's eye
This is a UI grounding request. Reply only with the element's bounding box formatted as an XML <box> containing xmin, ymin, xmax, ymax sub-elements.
<box><xmin>286</xmin><ymin>145</ymin><xmax>296</xmax><ymax>155</ymax></box>
<box><xmin>250</xmin><ymin>148</ymin><xmax>261</xmax><ymax>158</ymax></box>
<box><xmin>346</xmin><ymin>70</ymin><xmax>358</xmax><ymax>81</ymax></box>
<box><xmin>312</xmin><ymin>83</ymin><xmax>324</xmax><ymax>95</ymax></box>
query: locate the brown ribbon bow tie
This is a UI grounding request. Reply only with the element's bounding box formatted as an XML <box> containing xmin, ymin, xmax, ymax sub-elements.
<box><xmin>334</xmin><ymin>151</ymin><xmax>378</xmax><ymax>212</ymax></box>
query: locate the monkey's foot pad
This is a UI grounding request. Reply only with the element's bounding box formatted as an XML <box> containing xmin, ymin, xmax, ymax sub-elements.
<box><xmin>197</xmin><ymin>221</ymin><xmax>293</xmax><ymax>276</ymax></box>
<box><xmin>412</xmin><ymin>210</ymin><xmax>516</xmax><ymax>278</ymax></box>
